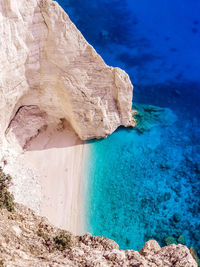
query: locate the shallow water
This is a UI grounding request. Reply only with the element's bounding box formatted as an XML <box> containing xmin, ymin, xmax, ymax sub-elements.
<box><xmin>56</xmin><ymin>0</ymin><xmax>200</xmax><ymax>252</ymax></box>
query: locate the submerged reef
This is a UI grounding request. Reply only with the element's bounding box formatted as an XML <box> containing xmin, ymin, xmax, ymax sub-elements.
<box><xmin>87</xmin><ymin>103</ymin><xmax>200</xmax><ymax>262</ymax></box>
<box><xmin>132</xmin><ymin>103</ymin><xmax>176</xmax><ymax>133</ymax></box>
<box><xmin>56</xmin><ymin>0</ymin><xmax>200</xmax><ymax>264</ymax></box>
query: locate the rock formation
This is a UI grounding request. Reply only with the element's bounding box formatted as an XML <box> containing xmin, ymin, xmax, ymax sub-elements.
<box><xmin>0</xmin><ymin>0</ymin><xmax>135</xmax><ymax>152</ymax></box>
<box><xmin>0</xmin><ymin>203</ymin><xmax>197</xmax><ymax>267</ymax></box>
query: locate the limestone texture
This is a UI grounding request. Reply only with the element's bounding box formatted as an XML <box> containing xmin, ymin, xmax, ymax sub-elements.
<box><xmin>0</xmin><ymin>204</ymin><xmax>198</xmax><ymax>267</ymax></box>
<box><xmin>0</xmin><ymin>0</ymin><xmax>135</xmax><ymax>152</ymax></box>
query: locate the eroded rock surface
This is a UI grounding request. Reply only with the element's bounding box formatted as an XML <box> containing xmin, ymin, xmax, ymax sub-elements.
<box><xmin>0</xmin><ymin>0</ymin><xmax>135</xmax><ymax>152</ymax></box>
<box><xmin>0</xmin><ymin>204</ymin><xmax>197</xmax><ymax>267</ymax></box>
<box><xmin>6</xmin><ymin>105</ymin><xmax>47</xmax><ymax>149</ymax></box>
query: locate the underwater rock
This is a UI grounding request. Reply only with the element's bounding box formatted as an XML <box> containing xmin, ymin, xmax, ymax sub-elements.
<box><xmin>173</xmin><ymin>213</ymin><xmax>181</xmax><ymax>223</ymax></box>
<box><xmin>0</xmin><ymin>0</ymin><xmax>135</xmax><ymax>152</ymax></box>
<box><xmin>164</xmin><ymin>236</ymin><xmax>177</xmax><ymax>246</ymax></box>
<box><xmin>159</xmin><ymin>161</ymin><xmax>172</xmax><ymax>170</ymax></box>
<box><xmin>178</xmin><ymin>235</ymin><xmax>186</xmax><ymax>245</ymax></box>
<box><xmin>195</xmin><ymin>163</ymin><xmax>200</xmax><ymax>173</ymax></box>
<box><xmin>132</xmin><ymin>103</ymin><xmax>176</xmax><ymax>134</ymax></box>
<box><xmin>164</xmin><ymin>192</ymin><xmax>171</xmax><ymax>201</ymax></box>
<box><xmin>192</xmin><ymin>231</ymin><xmax>200</xmax><ymax>241</ymax></box>
<box><xmin>192</xmin><ymin>28</ymin><xmax>198</xmax><ymax>34</ymax></box>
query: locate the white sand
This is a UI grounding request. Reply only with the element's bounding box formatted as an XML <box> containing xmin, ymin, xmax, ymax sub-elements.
<box><xmin>6</xmin><ymin>122</ymin><xmax>89</xmax><ymax>235</ymax></box>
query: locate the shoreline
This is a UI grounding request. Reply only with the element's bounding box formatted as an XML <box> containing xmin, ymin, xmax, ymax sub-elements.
<box><xmin>6</xmin><ymin>122</ymin><xmax>89</xmax><ymax>235</ymax></box>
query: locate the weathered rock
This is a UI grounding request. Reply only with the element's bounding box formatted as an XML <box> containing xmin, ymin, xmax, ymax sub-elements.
<box><xmin>190</xmin><ymin>247</ymin><xmax>200</xmax><ymax>266</ymax></box>
<box><xmin>0</xmin><ymin>0</ymin><xmax>135</xmax><ymax>152</ymax></box>
<box><xmin>140</xmin><ymin>239</ymin><xmax>161</xmax><ymax>256</ymax></box>
<box><xmin>0</xmin><ymin>203</ymin><xmax>197</xmax><ymax>267</ymax></box>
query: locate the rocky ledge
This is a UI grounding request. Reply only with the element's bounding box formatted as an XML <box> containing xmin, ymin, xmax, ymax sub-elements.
<box><xmin>0</xmin><ymin>203</ymin><xmax>197</xmax><ymax>267</ymax></box>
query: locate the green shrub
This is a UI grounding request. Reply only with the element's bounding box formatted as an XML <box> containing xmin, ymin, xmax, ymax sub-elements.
<box><xmin>37</xmin><ymin>229</ymin><xmax>50</xmax><ymax>242</ymax></box>
<box><xmin>37</xmin><ymin>229</ymin><xmax>52</xmax><ymax>248</ymax></box>
<box><xmin>53</xmin><ymin>233</ymin><xmax>72</xmax><ymax>251</ymax></box>
<box><xmin>0</xmin><ymin>167</ymin><xmax>15</xmax><ymax>212</ymax></box>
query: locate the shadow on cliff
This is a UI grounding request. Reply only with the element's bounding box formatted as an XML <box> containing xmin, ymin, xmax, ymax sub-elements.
<box><xmin>25</xmin><ymin>120</ymin><xmax>83</xmax><ymax>152</ymax></box>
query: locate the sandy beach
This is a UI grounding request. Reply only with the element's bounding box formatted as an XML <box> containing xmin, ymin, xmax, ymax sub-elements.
<box><xmin>6</xmin><ymin>121</ymin><xmax>89</xmax><ymax>235</ymax></box>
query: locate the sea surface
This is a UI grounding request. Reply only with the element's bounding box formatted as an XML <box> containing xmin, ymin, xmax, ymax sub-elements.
<box><xmin>57</xmin><ymin>0</ymin><xmax>200</xmax><ymax>253</ymax></box>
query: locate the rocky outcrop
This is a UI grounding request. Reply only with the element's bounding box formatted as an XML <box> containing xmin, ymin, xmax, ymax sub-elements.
<box><xmin>0</xmin><ymin>204</ymin><xmax>197</xmax><ymax>267</ymax></box>
<box><xmin>0</xmin><ymin>0</ymin><xmax>135</xmax><ymax>152</ymax></box>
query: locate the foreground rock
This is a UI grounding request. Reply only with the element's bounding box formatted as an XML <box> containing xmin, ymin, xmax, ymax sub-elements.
<box><xmin>0</xmin><ymin>0</ymin><xmax>135</xmax><ymax>153</ymax></box>
<box><xmin>0</xmin><ymin>204</ymin><xmax>197</xmax><ymax>267</ymax></box>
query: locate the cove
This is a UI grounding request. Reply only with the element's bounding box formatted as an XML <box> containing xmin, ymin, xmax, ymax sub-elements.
<box><xmin>56</xmin><ymin>0</ymin><xmax>200</xmax><ymax>254</ymax></box>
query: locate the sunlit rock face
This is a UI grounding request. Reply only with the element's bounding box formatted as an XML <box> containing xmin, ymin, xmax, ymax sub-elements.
<box><xmin>0</xmin><ymin>0</ymin><xmax>135</xmax><ymax>152</ymax></box>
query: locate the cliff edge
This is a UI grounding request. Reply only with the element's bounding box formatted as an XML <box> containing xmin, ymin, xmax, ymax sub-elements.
<box><xmin>0</xmin><ymin>204</ymin><xmax>197</xmax><ymax>267</ymax></box>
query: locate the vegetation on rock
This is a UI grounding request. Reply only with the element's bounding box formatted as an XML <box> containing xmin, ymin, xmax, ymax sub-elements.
<box><xmin>0</xmin><ymin>167</ymin><xmax>15</xmax><ymax>212</ymax></box>
<box><xmin>0</xmin><ymin>203</ymin><xmax>197</xmax><ymax>266</ymax></box>
<box><xmin>54</xmin><ymin>233</ymin><xmax>72</xmax><ymax>251</ymax></box>
<box><xmin>37</xmin><ymin>227</ymin><xmax>73</xmax><ymax>251</ymax></box>
<box><xmin>37</xmin><ymin>229</ymin><xmax>52</xmax><ymax>247</ymax></box>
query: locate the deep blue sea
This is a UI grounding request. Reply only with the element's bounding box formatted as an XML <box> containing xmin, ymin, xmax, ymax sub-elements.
<box><xmin>56</xmin><ymin>0</ymin><xmax>200</xmax><ymax>253</ymax></box>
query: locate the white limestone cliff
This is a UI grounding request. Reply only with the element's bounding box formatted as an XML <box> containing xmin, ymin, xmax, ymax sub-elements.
<box><xmin>0</xmin><ymin>0</ymin><xmax>135</xmax><ymax>152</ymax></box>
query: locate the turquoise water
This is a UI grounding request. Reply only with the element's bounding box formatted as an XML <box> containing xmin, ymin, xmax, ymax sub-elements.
<box><xmin>56</xmin><ymin>0</ymin><xmax>200</xmax><ymax>253</ymax></box>
<box><xmin>86</xmin><ymin>105</ymin><xmax>200</xmax><ymax>251</ymax></box>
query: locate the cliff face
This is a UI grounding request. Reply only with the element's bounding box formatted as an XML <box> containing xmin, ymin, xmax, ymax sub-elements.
<box><xmin>0</xmin><ymin>0</ymin><xmax>135</xmax><ymax>152</ymax></box>
<box><xmin>0</xmin><ymin>204</ymin><xmax>197</xmax><ymax>267</ymax></box>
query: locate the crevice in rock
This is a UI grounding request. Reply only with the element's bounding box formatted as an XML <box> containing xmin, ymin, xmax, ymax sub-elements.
<box><xmin>5</xmin><ymin>105</ymin><xmax>48</xmax><ymax>149</ymax></box>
